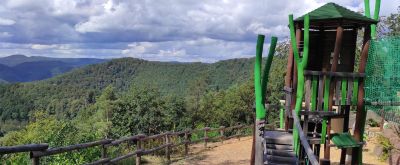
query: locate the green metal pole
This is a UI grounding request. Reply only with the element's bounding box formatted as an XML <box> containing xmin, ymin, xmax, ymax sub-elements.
<box><xmin>371</xmin><ymin>0</ymin><xmax>381</xmax><ymax>39</ymax></box>
<box><xmin>341</xmin><ymin>80</ymin><xmax>347</xmax><ymax>104</ymax></box>
<box><xmin>289</xmin><ymin>14</ymin><xmax>310</xmax><ymax>154</ymax></box>
<box><xmin>364</xmin><ymin>0</ymin><xmax>371</xmax><ymax>18</ymax></box>
<box><xmin>311</xmin><ymin>76</ymin><xmax>318</xmax><ymax>111</ymax></box>
<box><xmin>321</xmin><ymin>77</ymin><xmax>331</xmax><ymax>143</ymax></box>
<box><xmin>261</xmin><ymin>37</ymin><xmax>278</xmax><ymax>106</ymax></box>
<box><xmin>255</xmin><ymin>35</ymin><xmax>265</xmax><ymax>120</ymax></box>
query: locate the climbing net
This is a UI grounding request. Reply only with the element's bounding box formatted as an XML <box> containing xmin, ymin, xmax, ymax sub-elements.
<box><xmin>365</xmin><ymin>36</ymin><xmax>400</xmax><ymax>123</ymax></box>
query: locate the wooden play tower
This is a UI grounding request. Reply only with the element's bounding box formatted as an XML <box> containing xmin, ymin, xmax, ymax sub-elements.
<box><xmin>253</xmin><ymin>1</ymin><xmax>381</xmax><ymax>165</ymax></box>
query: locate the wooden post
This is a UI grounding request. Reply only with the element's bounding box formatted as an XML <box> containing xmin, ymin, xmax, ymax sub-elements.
<box><xmin>380</xmin><ymin>109</ymin><xmax>385</xmax><ymax>131</ymax></box>
<box><xmin>219</xmin><ymin>126</ymin><xmax>225</xmax><ymax>143</ymax></box>
<box><xmin>285</xmin><ymin>34</ymin><xmax>294</xmax><ymax>132</ymax></box>
<box><xmin>238</xmin><ymin>125</ymin><xmax>242</xmax><ymax>141</ymax></box>
<box><xmin>31</xmin><ymin>156</ymin><xmax>39</xmax><ymax>165</ymax></box>
<box><xmin>254</xmin><ymin>120</ymin><xmax>265</xmax><ymax>165</ymax></box>
<box><xmin>165</xmin><ymin>133</ymin><xmax>170</xmax><ymax>164</ymax></box>
<box><xmin>136</xmin><ymin>137</ymin><xmax>142</xmax><ymax>165</ymax></box>
<box><xmin>101</xmin><ymin>144</ymin><xmax>107</xmax><ymax>159</ymax></box>
<box><xmin>184</xmin><ymin>130</ymin><xmax>189</xmax><ymax>156</ymax></box>
<box><xmin>204</xmin><ymin>127</ymin><xmax>209</xmax><ymax>148</ymax></box>
<box><xmin>352</xmin><ymin>26</ymin><xmax>371</xmax><ymax>165</ymax></box>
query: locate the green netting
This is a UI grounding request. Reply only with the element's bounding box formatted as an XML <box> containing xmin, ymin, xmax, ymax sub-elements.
<box><xmin>365</xmin><ymin>36</ymin><xmax>400</xmax><ymax>123</ymax></box>
<box><xmin>365</xmin><ymin>36</ymin><xmax>400</xmax><ymax>104</ymax></box>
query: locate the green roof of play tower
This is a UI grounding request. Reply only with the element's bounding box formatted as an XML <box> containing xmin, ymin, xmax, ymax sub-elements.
<box><xmin>295</xmin><ymin>2</ymin><xmax>378</xmax><ymax>24</ymax></box>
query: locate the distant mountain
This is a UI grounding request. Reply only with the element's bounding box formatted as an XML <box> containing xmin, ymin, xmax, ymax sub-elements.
<box><xmin>0</xmin><ymin>55</ymin><xmax>108</xmax><ymax>82</ymax></box>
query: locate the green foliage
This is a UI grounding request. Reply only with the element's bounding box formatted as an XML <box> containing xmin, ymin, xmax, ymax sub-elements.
<box><xmin>376</xmin><ymin>134</ymin><xmax>393</xmax><ymax>161</ymax></box>
<box><xmin>366</xmin><ymin>118</ymin><xmax>380</xmax><ymax>127</ymax></box>
<box><xmin>0</xmin><ymin>58</ymin><xmax>254</xmax><ymax>127</ymax></box>
<box><xmin>378</xmin><ymin>6</ymin><xmax>400</xmax><ymax>37</ymax></box>
<box><xmin>0</xmin><ymin>111</ymin><xmax>106</xmax><ymax>164</ymax></box>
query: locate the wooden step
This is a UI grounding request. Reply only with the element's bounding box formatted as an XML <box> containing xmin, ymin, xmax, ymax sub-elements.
<box><xmin>264</xmin><ymin>131</ymin><xmax>293</xmax><ymax>145</ymax></box>
<box><xmin>265</xmin><ymin>144</ymin><xmax>293</xmax><ymax>150</ymax></box>
<box><xmin>265</xmin><ymin>149</ymin><xmax>296</xmax><ymax>157</ymax></box>
<box><xmin>264</xmin><ymin>155</ymin><xmax>298</xmax><ymax>164</ymax></box>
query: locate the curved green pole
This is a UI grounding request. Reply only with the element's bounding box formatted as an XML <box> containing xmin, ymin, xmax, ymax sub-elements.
<box><xmin>364</xmin><ymin>0</ymin><xmax>371</xmax><ymax>18</ymax></box>
<box><xmin>289</xmin><ymin>14</ymin><xmax>310</xmax><ymax>154</ymax></box>
<box><xmin>371</xmin><ymin>0</ymin><xmax>381</xmax><ymax>39</ymax></box>
<box><xmin>261</xmin><ymin>37</ymin><xmax>278</xmax><ymax>105</ymax></box>
<box><xmin>364</xmin><ymin>0</ymin><xmax>381</xmax><ymax>39</ymax></box>
<box><xmin>255</xmin><ymin>35</ymin><xmax>278</xmax><ymax>120</ymax></box>
<box><xmin>255</xmin><ymin>35</ymin><xmax>265</xmax><ymax>120</ymax></box>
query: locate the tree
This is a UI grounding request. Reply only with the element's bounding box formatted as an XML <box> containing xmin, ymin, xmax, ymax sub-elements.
<box><xmin>111</xmin><ymin>85</ymin><xmax>167</xmax><ymax>136</ymax></box>
<box><xmin>378</xmin><ymin>6</ymin><xmax>400</xmax><ymax>37</ymax></box>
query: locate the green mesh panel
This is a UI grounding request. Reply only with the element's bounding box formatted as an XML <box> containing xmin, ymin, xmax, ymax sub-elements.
<box><xmin>365</xmin><ymin>36</ymin><xmax>400</xmax><ymax>123</ymax></box>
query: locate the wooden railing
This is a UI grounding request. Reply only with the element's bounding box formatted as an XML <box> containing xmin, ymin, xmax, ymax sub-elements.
<box><xmin>292</xmin><ymin>110</ymin><xmax>319</xmax><ymax>165</ymax></box>
<box><xmin>0</xmin><ymin>124</ymin><xmax>252</xmax><ymax>165</ymax></box>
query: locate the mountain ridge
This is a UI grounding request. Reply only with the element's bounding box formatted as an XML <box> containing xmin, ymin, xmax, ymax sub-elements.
<box><xmin>0</xmin><ymin>54</ymin><xmax>108</xmax><ymax>82</ymax></box>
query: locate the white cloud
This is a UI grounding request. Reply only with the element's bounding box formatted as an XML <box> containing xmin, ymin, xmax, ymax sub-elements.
<box><xmin>31</xmin><ymin>44</ymin><xmax>58</xmax><ymax>50</ymax></box>
<box><xmin>0</xmin><ymin>17</ymin><xmax>15</xmax><ymax>26</ymax></box>
<box><xmin>0</xmin><ymin>0</ymin><xmax>398</xmax><ymax>61</ymax></box>
<box><xmin>159</xmin><ymin>49</ymin><xmax>186</xmax><ymax>57</ymax></box>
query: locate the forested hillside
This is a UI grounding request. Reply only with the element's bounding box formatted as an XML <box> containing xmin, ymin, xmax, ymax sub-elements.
<box><xmin>0</xmin><ymin>58</ymin><xmax>251</xmax><ymax>121</ymax></box>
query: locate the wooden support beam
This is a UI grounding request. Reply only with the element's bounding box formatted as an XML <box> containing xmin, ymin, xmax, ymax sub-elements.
<box><xmin>324</xmin><ymin>25</ymin><xmax>344</xmax><ymax>161</ymax></box>
<box><xmin>352</xmin><ymin>26</ymin><xmax>371</xmax><ymax>165</ymax></box>
<box><xmin>0</xmin><ymin>144</ymin><xmax>48</xmax><ymax>154</ymax></box>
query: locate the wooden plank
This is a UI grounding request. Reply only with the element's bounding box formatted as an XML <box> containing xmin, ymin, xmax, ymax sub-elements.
<box><xmin>317</xmin><ymin>75</ymin><xmax>324</xmax><ymax>111</ymax></box>
<box><xmin>303</xmin><ymin>70</ymin><xmax>365</xmax><ymax>78</ymax></box>
<box><xmin>0</xmin><ymin>144</ymin><xmax>48</xmax><ymax>154</ymax></box>
<box><xmin>347</xmin><ymin>79</ymin><xmax>353</xmax><ymax>105</ymax></box>
<box><xmin>31</xmin><ymin>139</ymin><xmax>112</xmax><ymax>157</ymax></box>
<box><xmin>86</xmin><ymin>158</ymin><xmax>111</xmax><ymax>165</ymax></box>
<box><xmin>141</xmin><ymin>143</ymin><xmax>172</xmax><ymax>155</ymax></box>
<box><xmin>305</xmin><ymin>76</ymin><xmax>312</xmax><ymax>111</ymax></box>
<box><xmin>335</xmin><ymin>79</ymin><xmax>341</xmax><ymax>111</ymax></box>
<box><xmin>292</xmin><ymin>111</ymin><xmax>319</xmax><ymax>165</ymax></box>
<box><xmin>341</xmin><ymin>79</ymin><xmax>348</xmax><ymax>105</ymax></box>
<box><xmin>331</xmin><ymin>26</ymin><xmax>344</xmax><ymax>72</ymax></box>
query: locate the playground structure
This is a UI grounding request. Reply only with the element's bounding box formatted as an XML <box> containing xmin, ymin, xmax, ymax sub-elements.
<box><xmin>252</xmin><ymin>1</ymin><xmax>394</xmax><ymax>165</ymax></box>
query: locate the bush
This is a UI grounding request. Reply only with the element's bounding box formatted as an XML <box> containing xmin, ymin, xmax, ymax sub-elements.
<box><xmin>367</xmin><ymin>118</ymin><xmax>380</xmax><ymax>127</ymax></box>
<box><xmin>376</xmin><ymin>134</ymin><xmax>393</xmax><ymax>161</ymax></box>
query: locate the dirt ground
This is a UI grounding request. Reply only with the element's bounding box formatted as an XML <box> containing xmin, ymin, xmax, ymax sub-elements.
<box><xmin>142</xmin><ymin>135</ymin><xmax>385</xmax><ymax>165</ymax></box>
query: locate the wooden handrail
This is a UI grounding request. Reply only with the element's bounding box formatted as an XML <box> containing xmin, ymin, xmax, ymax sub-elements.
<box><xmin>31</xmin><ymin>139</ymin><xmax>112</xmax><ymax>157</ymax></box>
<box><xmin>0</xmin><ymin>124</ymin><xmax>252</xmax><ymax>165</ymax></box>
<box><xmin>106</xmin><ymin>134</ymin><xmax>145</xmax><ymax>147</ymax></box>
<box><xmin>0</xmin><ymin>144</ymin><xmax>48</xmax><ymax>154</ymax></box>
<box><xmin>304</xmin><ymin>70</ymin><xmax>365</xmax><ymax>78</ymax></box>
<box><xmin>292</xmin><ymin>110</ymin><xmax>319</xmax><ymax>165</ymax></box>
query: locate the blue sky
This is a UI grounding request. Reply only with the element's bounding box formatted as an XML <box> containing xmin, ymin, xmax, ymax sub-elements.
<box><xmin>0</xmin><ymin>0</ymin><xmax>398</xmax><ymax>62</ymax></box>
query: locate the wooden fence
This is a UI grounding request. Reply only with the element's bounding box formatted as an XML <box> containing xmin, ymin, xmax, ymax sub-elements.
<box><xmin>0</xmin><ymin>124</ymin><xmax>252</xmax><ymax>165</ymax></box>
<box><xmin>375</xmin><ymin>109</ymin><xmax>400</xmax><ymax>124</ymax></box>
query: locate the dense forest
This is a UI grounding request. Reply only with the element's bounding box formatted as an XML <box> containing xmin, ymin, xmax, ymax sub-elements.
<box><xmin>0</xmin><ymin>41</ymin><xmax>288</xmax><ymax>163</ymax></box>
